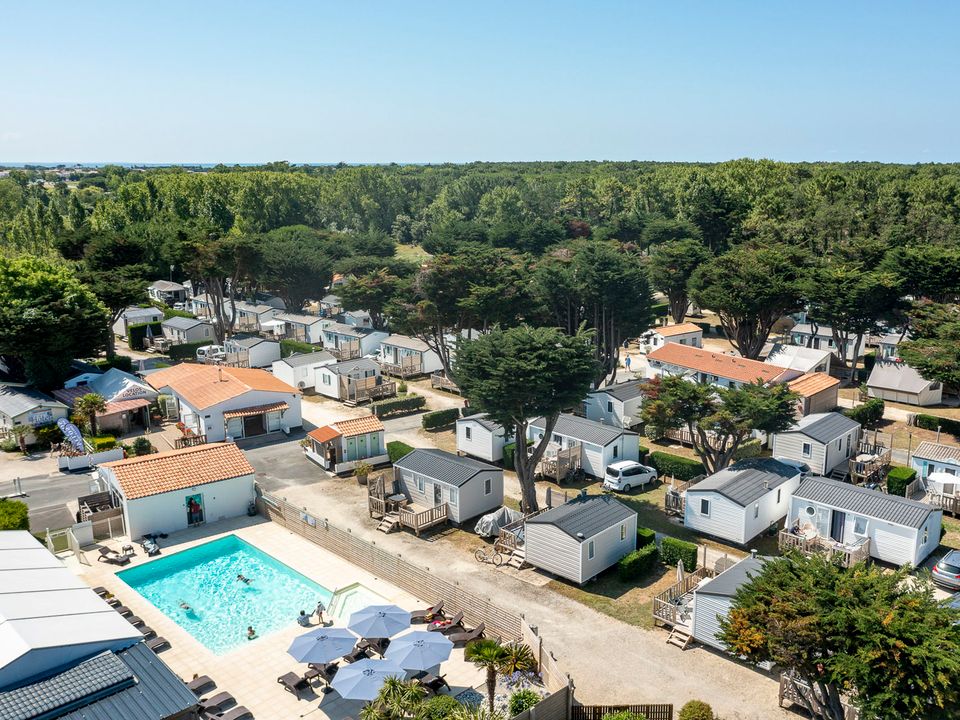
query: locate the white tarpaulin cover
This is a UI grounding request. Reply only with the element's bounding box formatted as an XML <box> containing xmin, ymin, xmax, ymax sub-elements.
<box><xmin>474</xmin><ymin>506</ymin><xmax>522</xmax><ymax>537</ymax></box>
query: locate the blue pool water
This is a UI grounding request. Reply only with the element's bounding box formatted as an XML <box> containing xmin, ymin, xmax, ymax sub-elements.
<box><xmin>118</xmin><ymin>535</ymin><xmax>332</xmax><ymax>654</ymax></box>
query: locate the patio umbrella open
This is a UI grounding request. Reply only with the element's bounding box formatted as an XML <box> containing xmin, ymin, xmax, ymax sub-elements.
<box><xmin>384</xmin><ymin>630</ymin><xmax>453</xmax><ymax>671</ymax></box>
<box><xmin>330</xmin><ymin>658</ymin><xmax>405</xmax><ymax>701</ymax></box>
<box><xmin>348</xmin><ymin>604</ymin><xmax>411</xmax><ymax>639</ymax></box>
<box><xmin>287</xmin><ymin>627</ymin><xmax>358</xmax><ymax>665</ymax></box>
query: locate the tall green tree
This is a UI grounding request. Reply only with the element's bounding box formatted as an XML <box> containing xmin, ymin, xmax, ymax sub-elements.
<box><xmin>338</xmin><ymin>268</ymin><xmax>403</xmax><ymax>330</ymax></box>
<box><xmin>646</xmin><ymin>238</ymin><xmax>712</xmax><ymax>323</ymax></box>
<box><xmin>691</xmin><ymin>245</ymin><xmax>808</xmax><ymax>359</ymax></box>
<box><xmin>464</xmin><ymin>639</ymin><xmax>511</xmax><ymax>714</ymax></box>
<box><xmin>454</xmin><ymin>325</ymin><xmax>597</xmax><ymax>511</ymax></box>
<box><xmin>898</xmin><ymin>301</ymin><xmax>960</xmax><ymax>387</ymax></box>
<box><xmin>878</xmin><ymin>245</ymin><xmax>960</xmax><ymax>303</ymax></box>
<box><xmin>641</xmin><ymin>375</ymin><xmax>798</xmax><ymax>473</ymax></box>
<box><xmin>0</xmin><ymin>256</ymin><xmax>109</xmax><ymax>389</ymax></box>
<box><xmin>720</xmin><ymin>553</ymin><xmax>960</xmax><ymax>720</ymax></box>
<box><xmin>258</xmin><ymin>225</ymin><xmax>337</xmax><ymax>310</ymax></box>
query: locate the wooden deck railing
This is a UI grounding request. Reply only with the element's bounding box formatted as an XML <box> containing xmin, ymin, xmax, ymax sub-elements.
<box><xmin>398</xmin><ymin>503</ymin><xmax>448</xmax><ymax>535</ymax></box>
<box><xmin>905</xmin><ymin>477</ymin><xmax>923</xmax><ymax>499</ymax></box>
<box><xmin>849</xmin><ymin>443</ymin><xmax>892</xmax><ymax>485</ymax></box>
<box><xmin>664</xmin><ymin>489</ymin><xmax>685</xmax><ymax>516</ymax></box>
<box><xmin>174</xmin><ymin>434</ymin><xmax>207</xmax><ymax>449</ymax></box>
<box><xmin>331</xmin><ymin>345</ymin><xmax>362</xmax><ymax>361</ymax></box>
<box><xmin>430</xmin><ymin>372</ymin><xmax>460</xmax><ymax>393</ymax></box>
<box><xmin>927</xmin><ymin>493</ymin><xmax>960</xmax><ymax>517</ymax></box>
<box><xmin>652</xmin><ymin>566</ymin><xmax>715</xmax><ymax>627</ymax></box>
<box><xmin>779</xmin><ymin>670</ymin><xmax>860</xmax><ymax>719</ymax></box>
<box><xmin>778</xmin><ymin>530</ymin><xmax>871</xmax><ymax>567</ymax></box>
<box><xmin>381</xmin><ymin>359</ymin><xmax>423</xmax><ymax>378</ymax></box>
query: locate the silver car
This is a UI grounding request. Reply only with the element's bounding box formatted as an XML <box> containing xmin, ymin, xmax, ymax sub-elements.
<box><xmin>932</xmin><ymin>550</ymin><xmax>960</xmax><ymax>590</ymax></box>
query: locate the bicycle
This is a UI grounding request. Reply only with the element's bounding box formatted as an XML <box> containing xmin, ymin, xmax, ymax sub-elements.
<box><xmin>474</xmin><ymin>546</ymin><xmax>503</xmax><ymax>567</ymax></box>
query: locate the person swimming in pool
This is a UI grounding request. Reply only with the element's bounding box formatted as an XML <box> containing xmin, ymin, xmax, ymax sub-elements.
<box><xmin>179</xmin><ymin>600</ymin><xmax>191</xmax><ymax>610</ymax></box>
<box><xmin>247</xmin><ymin>626</ymin><xmax>257</xmax><ymax>640</ymax></box>
<box><xmin>237</xmin><ymin>574</ymin><xmax>251</xmax><ymax>584</ymax></box>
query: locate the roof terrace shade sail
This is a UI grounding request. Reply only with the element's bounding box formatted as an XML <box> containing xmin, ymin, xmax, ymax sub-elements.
<box><xmin>330</xmin><ymin>658</ymin><xmax>405</xmax><ymax>701</ymax></box>
<box><xmin>384</xmin><ymin>630</ymin><xmax>453</xmax><ymax>671</ymax></box>
<box><xmin>222</xmin><ymin>401</ymin><xmax>289</xmax><ymax>419</ymax></box>
<box><xmin>287</xmin><ymin>627</ymin><xmax>358</xmax><ymax>664</ymax></box>
<box><xmin>347</xmin><ymin>604</ymin><xmax>411</xmax><ymax>639</ymax></box>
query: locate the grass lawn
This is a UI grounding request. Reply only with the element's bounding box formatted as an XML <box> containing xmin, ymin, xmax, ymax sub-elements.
<box><xmin>942</xmin><ymin>518</ymin><xmax>960</xmax><ymax>551</ymax></box>
<box><xmin>548</xmin><ymin>564</ymin><xmax>677</xmax><ymax>629</ymax></box>
<box><xmin>395</xmin><ymin>243</ymin><xmax>432</xmax><ymax>263</ymax></box>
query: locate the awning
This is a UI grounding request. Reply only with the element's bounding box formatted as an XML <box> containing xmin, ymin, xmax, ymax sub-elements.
<box><xmin>308</xmin><ymin>426</ymin><xmax>342</xmax><ymax>443</ymax></box>
<box><xmin>223</xmin><ymin>401</ymin><xmax>289</xmax><ymax>419</ymax></box>
<box><xmin>101</xmin><ymin>398</ymin><xmax>151</xmax><ymax>415</ymax></box>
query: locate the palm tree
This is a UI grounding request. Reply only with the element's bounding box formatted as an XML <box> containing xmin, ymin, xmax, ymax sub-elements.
<box><xmin>464</xmin><ymin>638</ymin><xmax>510</xmax><ymax>714</ymax></box>
<box><xmin>74</xmin><ymin>393</ymin><xmax>106</xmax><ymax>435</ymax></box>
<box><xmin>10</xmin><ymin>424</ymin><xmax>30</xmax><ymax>454</ymax></box>
<box><xmin>451</xmin><ymin>706</ymin><xmax>506</xmax><ymax>720</ymax></box>
<box><xmin>362</xmin><ymin>677</ymin><xmax>426</xmax><ymax>720</ymax></box>
<box><xmin>498</xmin><ymin>642</ymin><xmax>536</xmax><ymax>677</ymax></box>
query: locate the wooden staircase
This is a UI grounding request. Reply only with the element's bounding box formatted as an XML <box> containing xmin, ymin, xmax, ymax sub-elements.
<box><xmin>666</xmin><ymin>626</ymin><xmax>693</xmax><ymax>650</ymax></box>
<box><xmin>377</xmin><ymin>513</ymin><xmax>400</xmax><ymax>533</ymax></box>
<box><xmin>504</xmin><ymin>548</ymin><xmax>526</xmax><ymax>569</ymax></box>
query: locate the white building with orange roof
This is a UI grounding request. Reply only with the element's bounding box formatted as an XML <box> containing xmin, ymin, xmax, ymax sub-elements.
<box><xmin>646</xmin><ymin>343</ymin><xmax>802</xmax><ymax>390</ymax></box>
<box><xmin>304</xmin><ymin>414</ymin><xmax>388</xmax><ymax>474</ymax></box>
<box><xmin>98</xmin><ymin>443</ymin><xmax>256</xmax><ymax>540</ymax></box>
<box><xmin>642</xmin><ymin>322</ymin><xmax>703</xmax><ymax>350</ymax></box>
<box><xmin>787</xmin><ymin>372</ymin><xmax>841</xmax><ymax>417</ymax></box>
<box><xmin>146</xmin><ymin>364</ymin><xmax>301</xmax><ymax>442</ymax></box>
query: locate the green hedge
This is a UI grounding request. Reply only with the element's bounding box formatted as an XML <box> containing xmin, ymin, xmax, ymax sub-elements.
<box><xmin>733</xmin><ymin>439</ymin><xmax>762</xmax><ymax>461</ymax></box>
<box><xmin>503</xmin><ymin>442</ymin><xmax>516</xmax><ymax>469</ymax></box>
<box><xmin>423</xmin><ymin>695</ymin><xmax>461</xmax><ymax>720</ymax></box>
<box><xmin>844</xmin><ymin>397</ymin><xmax>885</xmax><ymax>429</ymax></box>
<box><xmin>371</xmin><ymin>395</ymin><xmax>426</xmax><ymax>418</ymax></box>
<box><xmin>649</xmin><ymin>451</ymin><xmax>705</xmax><ymax>481</ymax></box>
<box><xmin>659</xmin><ymin>536</ymin><xmax>698</xmax><ymax>570</ymax></box>
<box><xmin>93</xmin><ymin>356</ymin><xmax>133</xmax><ymax>373</ymax></box>
<box><xmin>886</xmin><ymin>466</ymin><xmax>917</xmax><ymax>497</ymax></box>
<box><xmin>618</xmin><ymin>543</ymin><xmax>660</xmax><ymax>581</ymax></box>
<box><xmin>862</xmin><ymin>351</ymin><xmax>877</xmax><ymax>374</ymax></box>
<box><xmin>281</xmin><ymin>339</ymin><xmax>317</xmax><ymax>357</ymax></box>
<box><xmin>638</xmin><ymin>443</ymin><xmax>649</xmax><ymax>463</ymax></box>
<box><xmin>168</xmin><ymin>341</ymin><xmax>211</xmax><ymax>360</ymax></box>
<box><xmin>162</xmin><ymin>307</ymin><xmax>196</xmax><ymax>320</ymax></box>
<box><xmin>127</xmin><ymin>321</ymin><xmax>164</xmax><ymax>351</ymax></box>
<box><xmin>0</xmin><ymin>499</ymin><xmax>30</xmax><ymax>531</ymax></box>
<box><xmin>637</xmin><ymin>526</ymin><xmax>657</xmax><ymax>548</ymax></box>
<box><xmin>387</xmin><ymin>441</ymin><xmax>415</xmax><ymax>463</ymax></box>
<box><xmin>652</xmin><ymin>302</ymin><xmax>668</xmax><ymax>317</ymax></box>
<box><xmin>915</xmin><ymin>414</ymin><xmax>960</xmax><ymax>436</ymax></box>
<box><xmin>678</xmin><ymin>700</ymin><xmax>715</xmax><ymax>720</ymax></box>
<box><xmin>91</xmin><ymin>435</ymin><xmax>116</xmax><ymax>451</ymax></box>
<box><xmin>422</xmin><ymin>408</ymin><xmax>460</xmax><ymax>430</ymax></box>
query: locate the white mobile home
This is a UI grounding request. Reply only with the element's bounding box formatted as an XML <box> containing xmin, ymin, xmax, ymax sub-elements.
<box><xmin>788</xmin><ymin>476</ymin><xmax>942</xmax><ymax>567</ymax></box>
<box><xmin>392</xmin><ymin>449</ymin><xmax>503</xmax><ymax>525</ymax></box>
<box><xmin>528</xmin><ymin>414</ymin><xmax>639</xmax><ymax>478</ymax></box>
<box><xmin>684</xmin><ymin>459</ymin><xmax>802</xmax><ymax>545</ymax></box>
<box><xmin>112</xmin><ymin>307</ymin><xmax>163</xmax><ymax>338</ymax></box>
<box><xmin>233</xmin><ymin>301</ymin><xmax>280</xmax><ymax>333</ymax></box>
<box><xmin>161</xmin><ymin>316</ymin><xmax>214</xmax><ymax>345</ymax></box>
<box><xmin>147</xmin><ymin>280</ymin><xmax>188</xmax><ymax>306</ymax></box>
<box><xmin>691</xmin><ymin>555</ymin><xmax>767</xmax><ymax>651</ymax></box>
<box><xmin>223</xmin><ymin>334</ymin><xmax>281</xmax><ymax>368</ymax></box>
<box><xmin>790</xmin><ymin>323</ymin><xmax>860</xmax><ymax>364</ymax></box>
<box><xmin>378</xmin><ymin>335</ymin><xmax>444</xmax><ymax>377</ymax></box>
<box><xmin>322</xmin><ymin>323</ymin><xmax>388</xmax><ymax>360</ymax></box>
<box><xmin>867</xmin><ymin>360</ymin><xmax>943</xmax><ymax>407</ymax></box>
<box><xmin>305</xmin><ymin>415</ymin><xmax>388</xmax><ymax>474</ymax></box>
<box><xmin>271</xmin><ymin>351</ymin><xmax>336</xmax><ymax>391</ymax></box>
<box><xmin>582</xmin><ymin>380</ymin><xmax>644</xmax><ymax>428</ymax></box>
<box><xmin>315</xmin><ymin>359</ymin><xmax>384</xmax><ymax>402</ymax></box>
<box><xmin>764</xmin><ymin>344</ymin><xmax>832</xmax><ymax>375</ymax></box>
<box><xmin>770</xmin><ymin>412</ymin><xmax>861</xmax><ymax>477</ymax></box>
<box><xmin>911</xmin><ymin>441</ymin><xmax>960</xmax><ymax>480</ymax></box>
<box><xmin>525</xmin><ymin>495</ymin><xmax>637</xmax><ymax>585</ymax></box>
<box><xmin>275</xmin><ymin>312</ymin><xmax>328</xmax><ymax>345</ymax></box>
<box><xmin>456</xmin><ymin>414</ymin><xmax>508</xmax><ymax>463</ymax></box>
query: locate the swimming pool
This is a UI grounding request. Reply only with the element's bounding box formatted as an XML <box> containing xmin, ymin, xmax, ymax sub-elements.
<box><xmin>118</xmin><ymin>535</ymin><xmax>332</xmax><ymax>654</ymax></box>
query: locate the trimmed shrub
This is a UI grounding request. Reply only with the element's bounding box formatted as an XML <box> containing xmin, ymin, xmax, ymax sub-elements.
<box><xmin>126</xmin><ymin>321</ymin><xmax>163</xmax><ymax>350</ymax></box>
<box><xmin>678</xmin><ymin>700</ymin><xmax>714</xmax><ymax>720</ymax></box>
<box><xmin>636</xmin><ymin>526</ymin><xmax>657</xmax><ymax>548</ymax></box>
<box><xmin>915</xmin><ymin>414</ymin><xmax>960</xmax><ymax>436</ymax></box>
<box><xmin>168</xmin><ymin>341</ymin><xmax>211</xmax><ymax>360</ymax></box>
<box><xmin>162</xmin><ymin>307</ymin><xmax>196</xmax><ymax>320</ymax></box>
<box><xmin>131</xmin><ymin>437</ymin><xmax>153</xmax><ymax>456</ymax></box>
<box><xmin>371</xmin><ymin>395</ymin><xmax>426</xmax><ymax>418</ymax></box>
<box><xmin>387</xmin><ymin>441</ymin><xmax>415</xmax><ymax>463</ymax></box>
<box><xmin>601</xmin><ymin>712</ymin><xmax>647</xmax><ymax>720</ymax></box>
<box><xmin>508</xmin><ymin>689</ymin><xmax>542</xmax><ymax>716</ymax></box>
<box><xmin>843</xmin><ymin>397</ymin><xmax>885</xmax><ymax>429</ymax></box>
<box><xmin>281</xmin><ymin>339</ymin><xmax>316</xmax><ymax>357</ymax></box>
<box><xmin>397</xmin><ymin>380</ymin><xmax>408</xmax><ymax>394</ymax></box>
<box><xmin>638</xmin><ymin>443</ymin><xmax>649</xmax><ymax>463</ymax></box>
<box><xmin>422</xmin><ymin>408</ymin><xmax>459</xmax><ymax>430</ymax></box>
<box><xmin>862</xmin><ymin>351</ymin><xmax>877</xmax><ymax>374</ymax></box>
<box><xmin>503</xmin><ymin>442</ymin><xmax>516</xmax><ymax>470</ymax></box>
<box><xmin>91</xmin><ymin>435</ymin><xmax>117</xmax><ymax>451</ymax></box>
<box><xmin>886</xmin><ymin>466</ymin><xmax>917</xmax><ymax>497</ymax></box>
<box><xmin>0</xmin><ymin>499</ymin><xmax>30</xmax><ymax>531</ymax></box>
<box><xmin>660</xmin><ymin>536</ymin><xmax>698</xmax><ymax>571</ymax></box>
<box><xmin>649</xmin><ymin>451</ymin><xmax>705</xmax><ymax>482</ymax></box>
<box><xmin>423</xmin><ymin>695</ymin><xmax>460</xmax><ymax>720</ymax></box>
<box><xmin>93</xmin><ymin>355</ymin><xmax>134</xmax><ymax>373</ymax></box>
<box><xmin>733</xmin><ymin>439</ymin><xmax>762</xmax><ymax>461</ymax></box>
<box><xmin>618</xmin><ymin>543</ymin><xmax>659</xmax><ymax>581</ymax></box>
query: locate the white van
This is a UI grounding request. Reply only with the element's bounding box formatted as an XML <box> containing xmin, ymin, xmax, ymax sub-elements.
<box><xmin>196</xmin><ymin>345</ymin><xmax>225</xmax><ymax>362</ymax></box>
<box><xmin>603</xmin><ymin>461</ymin><xmax>657</xmax><ymax>493</ymax></box>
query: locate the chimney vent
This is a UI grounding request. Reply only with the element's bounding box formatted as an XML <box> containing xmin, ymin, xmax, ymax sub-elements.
<box><xmin>750</xmin><ymin>548</ymin><xmax>757</xmax><ymax>558</ymax></box>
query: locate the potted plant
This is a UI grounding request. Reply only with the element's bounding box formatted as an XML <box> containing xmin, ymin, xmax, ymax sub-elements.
<box><xmin>353</xmin><ymin>461</ymin><xmax>373</xmax><ymax>486</ymax></box>
<box><xmin>299</xmin><ymin>438</ymin><xmax>310</xmax><ymax>453</ymax></box>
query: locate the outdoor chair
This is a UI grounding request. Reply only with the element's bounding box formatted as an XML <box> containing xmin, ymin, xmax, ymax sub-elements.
<box><xmin>147</xmin><ymin>636</ymin><xmax>170</xmax><ymax>652</ymax></box>
<box><xmin>186</xmin><ymin>675</ymin><xmax>215</xmax><ymax>695</ymax></box>
<box><xmin>106</xmin><ymin>597</ymin><xmax>122</xmax><ymax>608</ymax></box>
<box><xmin>429</xmin><ymin>611</ymin><xmax>463</xmax><ymax>634</ymax></box>
<box><xmin>92</xmin><ymin>586</ymin><xmax>109</xmax><ymax>597</ymax></box>
<box><xmin>305</xmin><ymin>662</ymin><xmax>338</xmax><ymax>691</ymax></box>
<box><xmin>97</xmin><ymin>547</ymin><xmax>131</xmax><ymax>566</ymax></box>
<box><xmin>199</xmin><ymin>691</ymin><xmax>236</xmax><ymax>714</ymax></box>
<box><xmin>448</xmin><ymin>622</ymin><xmax>485</xmax><ymax>646</ymax></box>
<box><xmin>411</xmin><ymin>600</ymin><xmax>445</xmax><ymax>623</ymax></box>
<box><xmin>126</xmin><ymin>615</ymin><xmax>145</xmax><ymax>628</ymax></box>
<box><xmin>212</xmin><ymin>707</ymin><xmax>253</xmax><ymax>720</ymax></box>
<box><xmin>342</xmin><ymin>645</ymin><xmax>370</xmax><ymax>663</ymax></box>
<box><xmin>359</xmin><ymin>637</ymin><xmax>390</xmax><ymax>656</ymax></box>
<box><xmin>139</xmin><ymin>626</ymin><xmax>157</xmax><ymax>640</ymax></box>
<box><xmin>113</xmin><ymin>605</ymin><xmax>133</xmax><ymax>617</ymax></box>
<box><xmin>277</xmin><ymin>671</ymin><xmax>309</xmax><ymax>698</ymax></box>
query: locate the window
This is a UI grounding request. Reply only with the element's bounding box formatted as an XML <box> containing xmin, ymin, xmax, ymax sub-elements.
<box><xmin>465</xmin><ymin>426</ymin><xmax>472</xmax><ymax>441</ymax></box>
<box><xmin>931</xmin><ymin>382</ymin><xmax>942</xmax><ymax>391</ymax></box>
<box><xmin>588</xmin><ymin>541</ymin><xmax>595</xmax><ymax>560</ymax></box>
<box><xmin>416</xmin><ymin>475</ymin><xmax>424</xmax><ymax>493</ymax></box>
<box><xmin>484</xmin><ymin>477</ymin><xmax>492</xmax><ymax>495</ymax></box>
<box><xmin>802</xmin><ymin>442</ymin><xmax>812</xmax><ymax>458</ymax></box>
<box><xmin>449</xmin><ymin>488</ymin><xmax>458</xmax><ymax>507</ymax></box>
<box><xmin>776</xmin><ymin>488</ymin><xmax>782</xmax><ymax>503</ymax></box>
<box><xmin>754</xmin><ymin>503</ymin><xmax>759</xmax><ymax>519</ymax></box>
<box><xmin>923</xmin><ymin>525</ymin><xmax>929</xmax><ymax>544</ymax></box>
<box><xmin>552</xmin><ymin>433</ymin><xmax>561</xmax><ymax>444</ymax></box>
<box><xmin>853</xmin><ymin>516</ymin><xmax>868</xmax><ymax>536</ymax></box>
<box><xmin>837</xmin><ymin>439</ymin><xmax>842</xmax><ymax>450</ymax></box>
<box><xmin>612</xmin><ymin>446</ymin><xmax>619</xmax><ymax>458</ymax></box>
<box><xmin>322</xmin><ymin>374</ymin><xmax>331</xmax><ymax>386</ymax></box>
<box><xmin>805</xmin><ymin>505</ymin><xmax>816</xmax><ymax>516</ymax></box>
<box><xmin>607</xmin><ymin>401</ymin><xmax>613</xmax><ymax>413</ymax></box>
<box><xmin>620</xmin><ymin>524</ymin><xmax>626</xmax><ymax>541</ymax></box>
<box><xmin>700</xmin><ymin>498</ymin><xmax>710</xmax><ymax>516</ymax></box>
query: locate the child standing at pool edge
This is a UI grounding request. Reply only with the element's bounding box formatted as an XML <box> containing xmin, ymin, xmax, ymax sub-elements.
<box><xmin>315</xmin><ymin>600</ymin><xmax>326</xmax><ymax>625</ymax></box>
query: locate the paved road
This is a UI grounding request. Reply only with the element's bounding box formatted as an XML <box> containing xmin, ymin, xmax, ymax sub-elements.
<box><xmin>7</xmin><ymin>468</ymin><xmax>98</xmax><ymax>533</ymax></box>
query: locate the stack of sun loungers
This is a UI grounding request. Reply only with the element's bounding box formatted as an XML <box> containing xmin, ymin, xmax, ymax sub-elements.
<box><xmin>424</xmin><ymin>607</ymin><xmax>486</xmax><ymax>645</ymax></box>
<box><xmin>93</xmin><ymin>585</ymin><xmax>169</xmax><ymax>652</ymax></box>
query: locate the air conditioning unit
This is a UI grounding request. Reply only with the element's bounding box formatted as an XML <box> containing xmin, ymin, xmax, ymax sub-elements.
<box><xmin>297</xmin><ymin>381</ymin><xmax>306</xmax><ymax>389</ymax></box>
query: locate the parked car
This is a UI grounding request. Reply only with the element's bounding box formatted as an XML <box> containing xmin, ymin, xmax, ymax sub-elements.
<box><xmin>603</xmin><ymin>461</ymin><xmax>657</xmax><ymax>493</ymax></box>
<box><xmin>196</xmin><ymin>345</ymin><xmax>225</xmax><ymax>362</ymax></box>
<box><xmin>932</xmin><ymin>550</ymin><xmax>960</xmax><ymax>590</ymax></box>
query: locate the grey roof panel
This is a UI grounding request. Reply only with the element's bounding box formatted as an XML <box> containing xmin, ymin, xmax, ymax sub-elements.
<box><xmin>786</xmin><ymin>412</ymin><xmax>861</xmax><ymax>444</ymax></box>
<box><xmin>792</xmin><ymin>476</ymin><xmax>934</xmax><ymax>529</ymax></box>
<box><xmin>530</xmin><ymin>413</ymin><xmax>637</xmax><ymax>447</ymax></box>
<box><xmin>325</xmin><ymin>358</ymin><xmax>381</xmax><ymax>376</ymax></box>
<box><xmin>281</xmin><ymin>351</ymin><xmax>335</xmax><ymax>368</ymax></box>
<box><xmin>160</xmin><ymin>316</ymin><xmax>204</xmax><ymax>330</ymax></box>
<box><xmin>913</xmin><ymin>441</ymin><xmax>960</xmax><ymax>465</ymax></box>
<box><xmin>382</xmin><ymin>334</ymin><xmax>430</xmax><ymax>352</ymax></box>
<box><xmin>227</xmin><ymin>334</ymin><xmax>272</xmax><ymax>349</ymax></box>
<box><xmin>593</xmin><ymin>380</ymin><xmax>644</xmax><ymax>402</ymax></box>
<box><xmin>325</xmin><ymin>322</ymin><xmax>380</xmax><ymax>338</ymax></box>
<box><xmin>687</xmin><ymin>458</ymin><xmax>799</xmax><ymax>507</ymax></box>
<box><xmin>867</xmin><ymin>361</ymin><xmax>935</xmax><ymax>394</ymax></box>
<box><xmin>527</xmin><ymin>495</ymin><xmax>635</xmax><ymax>541</ymax></box>
<box><xmin>393</xmin><ymin>448</ymin><xmax>498</xmax><ymax>487</ymax></box>
<box><xmin>148</xmin><ymin>280</ymin><xmax>185</xmax><ymax>292</ymax></box>
<box><xmin>459</xmin><ymin>413</ymin><xmax>502</xmax><ymax>433</ymax></box>
<box><xmin>696</xmin><ymin>556</ymin><xmax>768</xmax><ymax>597</ymax></box>
<box><xmin>0</xmin><ymin>385</ymin><xmax>67</xmax><ymax>418</ymax></box>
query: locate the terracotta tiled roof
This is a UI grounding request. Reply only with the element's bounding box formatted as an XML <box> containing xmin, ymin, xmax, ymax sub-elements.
<box><xmin>787</xmin><ymin>372</ymin><xmax>840</xmax><ymax>398</ymax></box>
<box><xmin>222</xmin><ymin>401</ymin><xmax>289</xmax><ymax>419</ymax></box>
<box><xmin>333</xmin><ymin>415</ymin><xmax>384</xmax><ymax>437</ymax></box>
<box><xmin>308</xmin><ymin>426</ymin><xmax>342</xmax><ymax>443</ymax></box>
<box><xmin>146</xmin><ymin>364</ymin><xmax>299</xmax><ymax>410</ymax></box>
<box><xmin>647</xmin><ymin>344</ymin><xmax>786</xmax><ymax>385</ymax></box>
<box><xmin>102</xmin><ymin>443</ymin><xmax>255</xmax><ymax>500</ymax></box>
<box><xmin>656</xmin><ymin>322</ymin><xmax>703</xmax><ymax>337</ymax></box>
<box><xmin>102</xmin><ymin>398</ymin><xmax>151</xmax><ymax>415</ymax></box>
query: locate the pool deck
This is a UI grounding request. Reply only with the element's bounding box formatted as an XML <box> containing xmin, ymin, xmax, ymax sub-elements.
<box><xmin>68</xmin><ymin>516</ymin><xmax>485</xmax><ymax>720</ymax></box>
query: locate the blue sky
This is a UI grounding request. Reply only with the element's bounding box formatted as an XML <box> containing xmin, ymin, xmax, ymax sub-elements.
<box><xmin>3</xmin><ymin>1</ymin><xmax>958</xmax><ymax>163</ymax></box>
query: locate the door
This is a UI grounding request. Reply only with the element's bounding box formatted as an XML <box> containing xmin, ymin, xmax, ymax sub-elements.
<box><xmin>186</xmin><ymin>493</ymin><xmax>204</xmax><ymax>526</ymax></box>
<box><xmin>243</xmin><ymin>413</ymin><xmax>266</xmax><ymax>436</ymax></box>
<box><xmin>433</xmin><ymin>483</ymin><xmax>443</xmax><ymax>507</ymax></box>
<box><xmin>357</xmin><ymin>433</ymin><xmax>367</xmax><ymax>459</ymax></box>
<box><xmin>830</xmin><ymin>510</ymin><xmax>846</xmax><ymax>543</ymax></box>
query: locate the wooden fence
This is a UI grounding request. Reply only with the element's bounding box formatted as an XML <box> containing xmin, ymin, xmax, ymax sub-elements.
<box><xmin>571</xmin><ymin>705</ymin><xmax>674</xmax><ymax>720</ymax></box>
<box><xmin>513</xmin><ymin>687</ymin><xmax>572</xmax><ymax>720</ymax></box>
